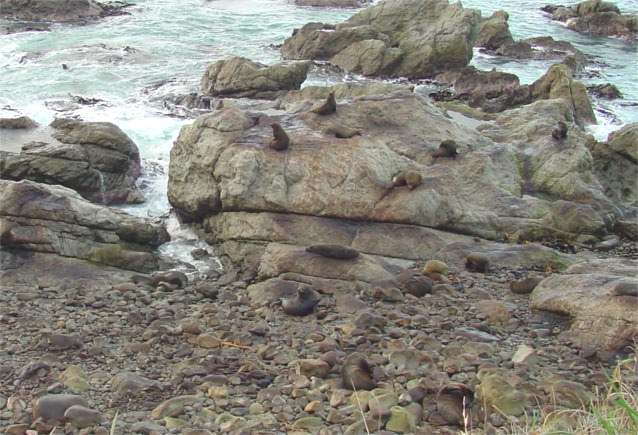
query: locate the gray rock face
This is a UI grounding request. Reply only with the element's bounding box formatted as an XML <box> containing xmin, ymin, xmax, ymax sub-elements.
<box><xmin>0</xmin><ymin>179</ymin><xmax>168</xmax><ymax>272</ymax></box>
<box><xmin>0</xmin><ymin>0</ymin><xmax>126</xmax><ymax>23</ymax></box>
<box><xmin>167</xmin><ymin>81</ymin><xmax>631</xmax><ymax>281</ymax></box>
<box><xmin>543</xmin><ymin>0</ymin><xmax>637</xmax><ymax>40</ymax></box>
<box><xmin>281</xmin><ymin>0</ymin><xmax>481</xmax><ymax>78</ymax></box>
<box><xmin>531</xmin><ymin>258</ymin><xmax>638</xmax><ymax>355</ymax></box>
<box><xmin>475</xmin><ymin>10</ymin><xmax>514</xmax><ymax>51</ymax></box>
<box><xmin>0</xmin><ymin>118</ymin><xmax>143</xmax><ymax>205</ymax></box>
<box><xmin>201</xmin><ymin>57</ymin><xmax>311</xmax><ymax>100</ymax></box>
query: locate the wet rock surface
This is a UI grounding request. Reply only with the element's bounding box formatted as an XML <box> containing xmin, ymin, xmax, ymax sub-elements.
<box><xmin>0</xmin><ymin>118</ymin><xmax>144</xmax><ymax>205</ymax></box>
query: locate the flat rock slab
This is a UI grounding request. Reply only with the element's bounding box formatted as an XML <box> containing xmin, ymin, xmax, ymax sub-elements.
<box><xmin>531</xmin><ymin>258</ymin><xmax>638</xmax><ymax>354</ymax></box>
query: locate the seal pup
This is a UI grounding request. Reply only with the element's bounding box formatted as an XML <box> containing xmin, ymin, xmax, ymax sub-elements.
<box><xmin>306</xmin><ymin>244</ymin><xmax>360</xmax><ymax>260</ymax></box>
<box><xmin>269</xmin><ymin>123</ymin><xmax>290</xmax><ymax>151</ymax></box>
<box><xmin>433</xmin><ymin>139</ymin><xmax>458</xmax><ymax>159</ymax></box>
<box><xmin>552</xmin><ymin>121</ymin><xmax>568</xmax><ymax>142</ymax></box>
<box><xmin>281</xmin><ymin>287</ymin><xmax>320</xmax><ymax>316</ymax></box>
<box><xmin>310</xmin><ymin>91</ymin><xmax>336</xmax><ymax>115</ymax></box>
<box><xmin>392</xmin><ymin>170</ymin><xmax>422</xmax><ymax>190</ymax></box>
<box><xmin>465</xmin><ymin>253</ymin><xmax>490</xmax><ymax>273</ymax></box>
<box><xmin>341</xmin><ymin>353</ymin><xmax>376</xmax><ymax>391</ymax></box>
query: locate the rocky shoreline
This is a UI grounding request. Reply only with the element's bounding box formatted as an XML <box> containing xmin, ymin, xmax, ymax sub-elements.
<box><xmin>1</xmin><ymin>0</ymin><xmax>637</xmax><ymax>434</ymax></box>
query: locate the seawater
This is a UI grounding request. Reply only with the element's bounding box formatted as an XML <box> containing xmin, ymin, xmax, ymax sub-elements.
<box><xmin>0</xmin><ymin>0</ymin><xmax>636</xmax><ymax>244</ymax></box>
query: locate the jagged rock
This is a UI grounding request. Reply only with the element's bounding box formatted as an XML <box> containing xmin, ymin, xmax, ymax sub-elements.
<box><xmin>282</xmin><ymin>0</ymin><xmax>481</xmax><ymax>78</ymax></box>
<box><xmin>530</xmin><ymin>64</ymin><xmax>596</xmax><ymax>125</ymax></box>
<box><xmin>496</xmin><ymin>36</ymin><xmax>587</xmax><ymax>68</ymax></box>
<box><xmin>475</xmin><ymin>10</ymin><xmax>514</xmax><ymax>51</ymax></box>
<box><xmin>607</xmin><ymin>123</ymin><xmax>638</xmax><ymax>162</ymax></box>
<box><xmin>543</xmin><ymin>0</ymin><xmax>637</xmax><ymax>40</ymax></box>
<box><xmin>0</xmin><ymin>179</ymin><xmax>168</xmax><ymax>272</ymax></box>
<box><xmin>531</xmin><ymin>258</ymin><xmax>638</xmax><ymax>355</ymax></box>
<box><xmin>200</xmin><ymin>57</ymin><xmax>310</xmax><ymax>99</ymax></box>
<box><xmin>589</xmin><ymin>125</ymin><xmax>638</xmax><ymax>207</ymax></box>
<box><xmin>0</xmin><ymin>118</ymin><xmax>144</xmax><ymax>204</ymax></box>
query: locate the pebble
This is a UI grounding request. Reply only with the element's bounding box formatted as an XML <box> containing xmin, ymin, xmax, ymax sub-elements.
<box><xmin>150</xmin><ymin>395</ymin><xmax>199</xmax><ymax>419</ymax></box>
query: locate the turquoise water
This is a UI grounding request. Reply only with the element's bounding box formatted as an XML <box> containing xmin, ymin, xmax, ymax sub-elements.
<box><xmin>1</xmin><ymin>0</ymin><xmax>636</xmax><ymax>218</ymax></box>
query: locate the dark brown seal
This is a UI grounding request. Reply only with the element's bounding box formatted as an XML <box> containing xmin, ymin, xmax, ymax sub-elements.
<box><xmin>341</xmin><ymin>353</ymin><xmax>376</xmax><ymax>391</ymax></box>
<box><xmin>269</xmin><ymin>123</ymin><xmax>290</xmax><ymax>151</ymax></box>
<box><xmin>397</xmin><ymin>269</ymin><xmax>433</xmax><ymax>297</ymax></box>
<box><xmin>465</xmin><ymin>253</ymin><xmax>490</xmax><ymax>273</ymax></box>
<box><xmin>552</xmin><ymin>121</ymin><xmax>568</xmax><ymax>141</ymax></box>
<box><xmin>281</xmin><ymin>287</ymin><xmax>320</xmax><ymax>316</ymax></box>
<box><xmin>433</xmin><ymin>139</ymin><xmax>458</xmax><ymax>158</ymax></box>
<box><xmin>149</xmin><ymin>271</ymin><xmax>188</xmax><ymax>289</ymax></box>
<box><xmin>306</xmin><ymin>244</ymin><xmax>360</xmax><ymax>260</ymax></box>
<box><xmin>310</xmin><ymin>91</ymin><xmax>337</xmax><ymax>115</ymax></box>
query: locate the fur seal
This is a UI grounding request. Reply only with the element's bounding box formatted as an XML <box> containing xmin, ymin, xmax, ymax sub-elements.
<box><xmin>324</xmin><ymin>125</ymin><xmax>361</xmax><ymax>139</ymax></box>
<box><xmin>269</xmin><ymin>123</ymin><xmax>290</xmax><ymax>151</ymax></box>
<box><xmin>341</xmin><ymin>353</ymin><xmax>376</xmax><ymax>391</ymax></box>
<box><xmin>310</xmin><ymin>91</ymin><xmax>337</xmax><ymax>115</ymax></box>
<box><xmin>509</xmin><ymin>276</ymin><xmax>543</xmax><ymax>294</ymax></box>
<box><xmin>136</xmin><ymin>270</ymin><xmax>188</xmax><ymax>288</ymax></box>
<box><xmin>465</xmin><ymin>253</ymin><xmax>490</xmax><ymax>273</ymax></box>
<box><xmin>433</xmin><ymin>140</ymin><xmax>458</xmax><ymax>159</ymax></box>
<box><xmin>306</xmin><ymin>244</ymin><xmax>360</xmax><ymax>260</ymax></box>
<box><xmin>552</xmin><ymin>121</ymin><xmax>568</xmax><ymax>141</ymax></box>
<box><xmin>281</xmin><ymin>287</ymin><xmax>320</xmax><ymax>316</ymax></box>
<box><xmin>397</xmin><ymin>269</ymin><xmax>433</xmax><ymax>297</ymax></box>
<box><xmin>436</xmin><ymin>383</ymin><xmax>474</xmax><ymax>425</ymax></box>
<box><xmin>392</xmin><ymin>170</ymin><xmax>422</xmax><ymax>190</ymax></box>
<box><xmin>613</xmin><ymin>279</ymin><xmax>638</xmax><ymax>297</ymax></box>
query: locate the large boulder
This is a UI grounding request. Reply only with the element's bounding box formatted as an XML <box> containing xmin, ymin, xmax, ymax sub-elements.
<box><xmin>542</xmin><ymin>1</ymin><xmax>637</xmax><ymax>40</ymax></box>
<box><xmin>0</xmin><ymin>179</ymin><xmax>168</xmax><ymax>272</ymax></box>
<box><xmin>200</xmin><ymin>57</ymin><xmax>311</xmax><ymax>100</ymax></box>
<box><xmin>530</xmin><ymin>258</ymin><xmax>638</xmax><ymax>356</ymax></box>
<box><xmin>530</xmin><ymin>64</ymin><xmax>596</xmax><ymax>125</ymax></box>
<box><xmin>0</xmin><ymin>0</ymin><xmax>126</xmax><ymax>23</ymax></box>
<box><xmin>281</xmin><ymin>0</ymin><xmax>481</xmax><ymax>78</ymax></box>
<box><xmin>167</xmin><ymin>82</ymin><xmax>628</xmax><ymax>278</ymax></box>
<box><xmin>0</xmin><ymin>118</ymin><xmax>143</xmax><ymax>204</ymax></box>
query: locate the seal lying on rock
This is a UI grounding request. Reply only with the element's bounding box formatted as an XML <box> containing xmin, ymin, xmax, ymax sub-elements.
<box><xmin>281</xmin><ymin>287</ymin><xmax>320</xmax><ymax>316</ymax></box>
<box><xmin>433</xmin><ymin>139</ymin><xmax>458</xmax><ymax>158</ymax></box>
<box><xmin>310</xmin><ymin>91</ymin><xmax>337</xmax><ymax>115</ymax></box>
<box><xmin>146</xmin><ymin>271</ymin><xmax>188</xmax><ymax>289</ymax></box>
<box><xmin>306</xmin><ymin>244</ymin><xmax>360</xmax><ymax>259</ymax></box>
<box><xmin>613</xmin><ymin>279</ymin><xmax>638</xmax><ymax>297</ymax></box>
<box><xmin>269</xmin><ymin>123</ymin><xmax>290</xmax><ymax>151</ymax></box>
<box><xmin>552</xmin><ymin>121</ymin><xmax>568</xmax><ymax>141</ymax></box>
<box><xmin>465</xmin><ymin>253</ymin><xmax>490</xmax><ymax>273</ymax></box>
<box><xmin>392</xmin><ymin>170</ymin><xmax>423</xmax><ymax>190</ymax></box>
<box><xmin>323</xmin><ymin>125</ymin><xmax>361</xmax><ymax>139</ymax></box>
<box><xmin>341</xmin><ymin>353</ymin><xmax>376</xmax><ymax>391</ymax></box>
